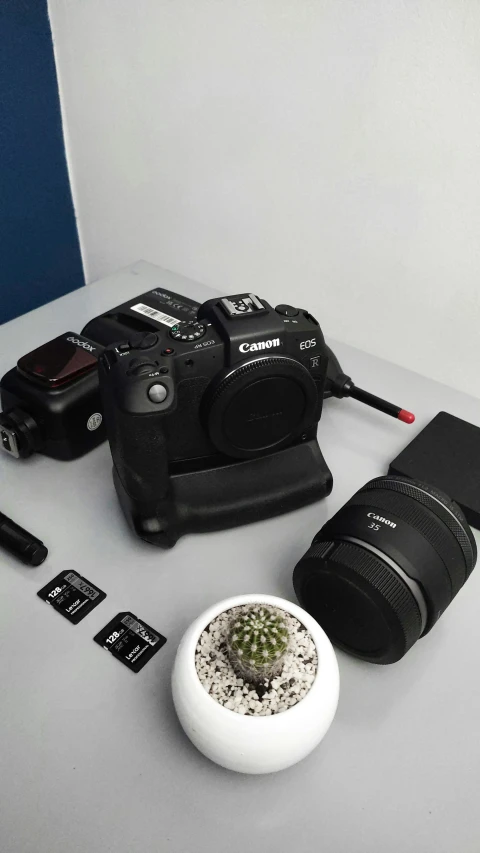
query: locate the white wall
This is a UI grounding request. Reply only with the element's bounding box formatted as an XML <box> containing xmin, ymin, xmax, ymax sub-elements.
<box><xmin>49</xmin><ymin>0</ymin><xmax>480</xmax><ymax>397</ymax></box>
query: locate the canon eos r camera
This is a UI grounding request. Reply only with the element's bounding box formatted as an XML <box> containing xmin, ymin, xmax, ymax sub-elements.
<box><xmin>98</xmin><ymin>290</ymin><xmax>333</xmax><ymax>546</ymax></box>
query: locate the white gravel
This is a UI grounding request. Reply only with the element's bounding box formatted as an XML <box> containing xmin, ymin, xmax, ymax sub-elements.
<box><xmin>195</xmin><ymin>605</ymin><xmax>318</xmax><ymax>716</ymax></box>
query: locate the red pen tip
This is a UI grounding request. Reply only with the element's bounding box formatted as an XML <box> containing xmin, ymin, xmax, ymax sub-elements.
<box><xmin>398</xmin><ymin>409</ymin><xmax>415</xmax><ymax>424</ymax></box>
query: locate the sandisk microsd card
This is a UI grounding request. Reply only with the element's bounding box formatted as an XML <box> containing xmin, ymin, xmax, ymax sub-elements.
<box><xmin>94</xmin><ymin>612</ymin><xmax>166</xmax><ymax>673</ymax></box>
<box><xmin>38</xmin><ymin>570</ymin><xmax>106</xmax><ymax>624</ymax></box>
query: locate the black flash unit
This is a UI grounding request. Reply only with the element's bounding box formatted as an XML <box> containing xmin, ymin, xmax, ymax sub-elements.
<box><xmin>0</xmin><ymin>332</ymin><xmax>105</xmax><ymax>460</ymax></box>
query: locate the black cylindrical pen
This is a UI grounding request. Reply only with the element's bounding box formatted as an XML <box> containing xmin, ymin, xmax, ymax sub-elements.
<box><xmin>348</xmin><ymin>385</ymin><xmax>415</xmax><ymax>424</ymax></box>
<box><xmin>0</xmin><ymin>511</ymin><xmax>48</xmax><ymax>566</ymax></box>
<box><xmin>331</xmin><ymin>372</ymin><xmax>415</xmax><ymax>424</ymax></box>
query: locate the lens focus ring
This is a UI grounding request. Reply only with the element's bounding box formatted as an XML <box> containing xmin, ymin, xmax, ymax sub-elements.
<box><xmin>344</xmin><ymin>488</ymin><xmax>466</xmax><ymax>596</ymax></box>
<box><xmin>363</xmin><ymin>477</ymin><xmax>476</xmax><ymax>575</ymax></box>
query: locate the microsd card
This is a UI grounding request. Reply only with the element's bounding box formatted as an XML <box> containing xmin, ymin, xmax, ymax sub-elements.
<box><xmin>38</xmin><ymin>570</ymin><xmax>106</xmax><ymax>624</ymax></box>
<box><xmin>94</xmin><ymin>612</ymin><xmax>166</xmax><ymax>673</ymax></box>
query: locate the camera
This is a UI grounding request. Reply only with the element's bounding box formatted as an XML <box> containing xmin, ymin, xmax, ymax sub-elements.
<box><xmin>0</xmin><ymin>332</ymin><xmax>105</xmax><ymax>460</ymax></box>
<box><xmin>98</xmin><ymin>291</ymin><xmax>334</xmax><ymax>547</ymax></box>
<box><xmin>1</xmin><ymin>278</ymin><xmax>413</xmax><ymax>472</ymax></box>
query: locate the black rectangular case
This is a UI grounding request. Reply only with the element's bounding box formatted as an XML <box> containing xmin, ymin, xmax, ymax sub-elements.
<box><xmin>389</xmin><ymin>411</ymin><xmax>480</xmax><ymax>530</ymax></box>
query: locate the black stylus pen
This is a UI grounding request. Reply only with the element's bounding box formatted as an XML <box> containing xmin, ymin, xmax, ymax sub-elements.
<box><xmin>0</xmin><ymin>511</ymin><xmax>48</xmax><ymax>566</ymax></box>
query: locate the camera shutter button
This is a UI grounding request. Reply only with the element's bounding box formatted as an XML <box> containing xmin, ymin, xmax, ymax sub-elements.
<box><xmin>130</xmin><ymin>332</ymin><xmax>159</xmax><ymax>350</ymax></box>
<box><xmin>275</xmin><ymin>304</ymin><xmax>299</xmax><ymax>317</ymax></box>
<box><xmin>148</xmin><ymin>384</ymin><xmax>168</xmax><ymax>403</ymax></box>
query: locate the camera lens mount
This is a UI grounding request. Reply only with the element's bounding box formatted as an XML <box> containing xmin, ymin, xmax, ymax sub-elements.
<box><xmin>203</xmin><ymin>356</ymin><xmax>319</xmax><ymax>459</ymax></box>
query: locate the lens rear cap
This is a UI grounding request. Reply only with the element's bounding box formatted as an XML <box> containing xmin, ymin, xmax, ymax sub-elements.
<box><xmin>293</xmin><ymin>540</ymin><xmax>423</xmax><ymax>664</ymax></box>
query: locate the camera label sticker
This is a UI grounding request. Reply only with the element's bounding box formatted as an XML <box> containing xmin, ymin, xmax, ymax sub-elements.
<box><xmin>37</xmin><ymin>571</ymin><xmax>106</xmax><ymax>624</ymax></box>
<box><xmin>130</xmin><ymin>303</ymin><xmax>180</xmax><ymax>328</ymax></box>
<box><xmin>94</xmin><ymin>612</ymin><xmax>167</xmax><ymax>673</ymax></box>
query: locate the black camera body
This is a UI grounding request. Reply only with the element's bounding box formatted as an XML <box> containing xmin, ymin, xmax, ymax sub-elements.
<box><xmin>99</xmin><ymin>291</ymin><xmax>333</xmax><ymax>547</ymax></box>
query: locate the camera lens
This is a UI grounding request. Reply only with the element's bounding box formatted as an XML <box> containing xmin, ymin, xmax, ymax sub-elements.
<box><xmin>293</xmin><ymin>476</ymin><xmax>477</xmax><ymax>663</ymax></box>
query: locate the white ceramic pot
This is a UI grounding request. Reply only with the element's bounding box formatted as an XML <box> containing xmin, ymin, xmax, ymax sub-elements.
<box><xmin>172</xmin><ymin>593</ymin><xmax>340</xmax><ymax>774</ymax></box>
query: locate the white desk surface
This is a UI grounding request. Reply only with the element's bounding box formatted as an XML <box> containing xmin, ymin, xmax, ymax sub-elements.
<box><xmin>1</xmin><ymin>261</ymin><xmax>479</xmax><ymax>853</ymax></box>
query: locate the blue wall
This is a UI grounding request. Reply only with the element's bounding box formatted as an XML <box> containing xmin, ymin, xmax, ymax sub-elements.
<box><xmin>0</xmin><ymin>0</ymin><xmax>84</xmax><ymax>325</ymax></box>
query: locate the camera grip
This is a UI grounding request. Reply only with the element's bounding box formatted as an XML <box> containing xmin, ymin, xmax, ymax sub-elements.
<box><xmin>112</xmin><ymin>409</ymin><xmax>169</xmax><ymax>503</ymax></box>
<box><xmin>99</xmin><ymin>367</ymin><xmax>169</xmax><ymax>504</ymax></box>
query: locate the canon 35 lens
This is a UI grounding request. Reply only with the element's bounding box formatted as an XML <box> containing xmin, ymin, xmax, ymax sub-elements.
<box><xmin>293</xmin><ymin>476</ymin><xmax>477</xmax><ymax>664</ymax></box>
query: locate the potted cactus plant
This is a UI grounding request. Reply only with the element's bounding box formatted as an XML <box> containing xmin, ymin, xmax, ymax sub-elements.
<box><xmin>172</xmin><ymin>594</ymin><xmax>339</xmax><ymax>774</ymax></box>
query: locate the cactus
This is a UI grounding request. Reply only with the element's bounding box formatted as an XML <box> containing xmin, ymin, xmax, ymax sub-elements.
<box><xmin>226</xmin><ymin>605</ymin><xmax>289</xmax><ymax>684</ymax></box>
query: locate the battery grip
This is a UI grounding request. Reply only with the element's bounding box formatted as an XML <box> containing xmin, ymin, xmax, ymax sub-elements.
<box><xmin>113</xmin><ymin>437</ymin><xmax>333</xmax><ymax>548</ymax></box>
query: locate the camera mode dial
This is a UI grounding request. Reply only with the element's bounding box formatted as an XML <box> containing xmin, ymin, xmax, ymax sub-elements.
<box><xmin>170</xmin><ymin>321</ymin><xmax>206</xmax><ymax>343</ymax></box>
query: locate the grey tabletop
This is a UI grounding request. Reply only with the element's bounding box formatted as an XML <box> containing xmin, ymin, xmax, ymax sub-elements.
<box><xmin>1</xmin><ymin>261</ymin><xmax>480</xmax><ymax>853</ymax></box>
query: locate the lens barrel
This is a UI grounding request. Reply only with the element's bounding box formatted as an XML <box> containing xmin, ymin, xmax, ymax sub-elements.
<box><xmin>293</xmin><ymin>476</ymin><xmax>477</xmax><ymax>664</ymax></box>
